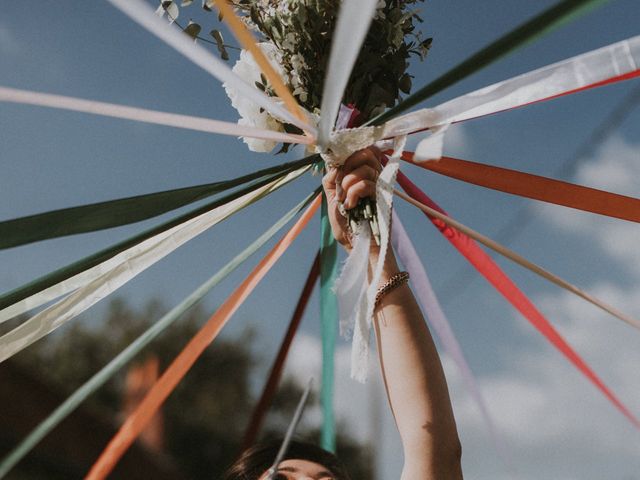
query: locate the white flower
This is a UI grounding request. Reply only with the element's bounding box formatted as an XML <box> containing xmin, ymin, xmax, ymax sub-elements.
<box><xmin>223</xmin><ymin>43</ymin><xmax>287</xmax><ymax>153</ymax></box>
<box><xmin>282</xmin><ymin>32</ymin><xmax>297</xmax><ymax>51</ymax></box>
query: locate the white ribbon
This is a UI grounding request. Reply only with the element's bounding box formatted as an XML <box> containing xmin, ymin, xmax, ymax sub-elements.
<box><xmin>333</xmin><ymin>223</ymin><xmax>370</xmax><ymax>339</ymax></box>
<box><xmin>0</xmin><ymin>86</ymin><xmax>313</xmax><ymax>146</ymax></box>
<box><xmin>105</xmin><ymin>0</ymin><xmax>315</xmax><ymax>135</ymax></box>
<box><xmin>336</xmin><ymin>135</ymin><xmax>405</xmax><ymax>382</ymax></box>
<box><xmin>317</xmin><ymin>0</ymin><xmax>379</xmax><ymax>148</ymax></box>
<box><xmin>382</xmin><ymin>34</ymin><xmax>640</xmax><ymax>139</ymax></box>
<box><xmin>0</xmin><ymin>168</ymin><xmax>308</xmax><ymax>361</ymax></box>
<box><xmin>318</xmin><ymin>125</ymin><xmax>386</xmax><ymax>168</ymax></box>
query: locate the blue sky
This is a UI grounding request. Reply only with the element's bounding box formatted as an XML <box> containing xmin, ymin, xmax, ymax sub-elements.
<box><xmin>1</xmin><ymin>1</ymin><xmax>640</xmax><ymax>479</ymax></box>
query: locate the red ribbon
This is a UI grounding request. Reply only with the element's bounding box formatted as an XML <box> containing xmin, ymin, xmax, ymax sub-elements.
<box><xmin>393</xmin><ymin>166</ymin><xmax>640</xmax><ymax>429</ymax></box>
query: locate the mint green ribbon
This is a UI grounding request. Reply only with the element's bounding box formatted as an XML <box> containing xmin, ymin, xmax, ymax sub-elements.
<box><xmin>369</xmin><ymin>0</ymin><xmax>611</xmax><ymax>126</ymax></box>
<box><xmin>0</xmin><ymin>189</ymin><xmax>318</xmax><ymax>479</ymax></box>
<box><xmin>319</xmin><ymin>194</ymin><xmax>338</xmax><ymax>452</ymax></box>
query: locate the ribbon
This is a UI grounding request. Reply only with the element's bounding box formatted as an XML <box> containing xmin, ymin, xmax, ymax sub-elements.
<box><xmin>242</xmin><ymin>253</ymin><xmax>320</xmax><ymax>450</ymax></box>
<box><xmin>333</xmin><ymin>224</ymin><xmax>370</xmax><ymax>339</ymax></box>
<box><xmin>0</xmin><ymin>155</ymin><xmax>316</xmax><ymax>251</ymax></box>
<box><xmin>319</xmin><ymin>198</ymin><xmax>338</xmax><ymax>452</ymax></box>
<box><xmin>369</xmin><ymin>0</ymin><xmax>614</xmax><ymax>125</ymax></box>
<box><xmin>0</xmin><ymin>169</ymin><xmax>309</xmax><ymax>363</ymax></box>
<box><xmin>105</xmin><ymin>0</ymin><xmax>313</xmax><ymax>133</ymax></box>
<box><xmin>391</xmin><ymin>214</ymin><xmax>512</xmax><ymax>469</ymax></box>
<box><xmin>381</xmin><ymin>35</ymin><xmax>640</xmax><ymax>138</ymax></box>
<box><xmin>337</xmin><ymin>136</ymin><xmax>404</xmax><ymax>382</ymax></box>
<box><xmin>211</xmin><ymin>0</ymin><xmax>312</xmax><ymax>133</ymax></box>
<box><xmin>394</xmin><ymin>187</ymin><xmax>640</xmax><ymax>330</ymax></box>
<box><xmin>85</xmin><ymin>195</ymin><xmax>321</xmax><ymax>480</ymax></box>
<box><xmin>319</xmin><ymin>125</ymin><xmax>386</xmax><ymax>168</ymax></box>
<box><xmin>0</xmin><ymin>190</ymin><xmax>318</xmax><ymax>480</ymax></box>
<box><xmin>394</xmin><ymin>169</ymin><xmax>640</xmax><ymax>430</ymax></box>
<box><xmin>317</xmin><ymin>0</ymin><xmax>379</xmax><ymax>148</ymax></box>
<box><xmin>0</xmin><ymin>162</ymin><xmax>314</xmax><ymax>318</ymax></box>
<box><xmin>401</xmin><ymin>152</ymin><xmax>640</xmax><ymax>223</ymax></box>
<box><xmin>0</xmin><ymin>86</ymin><xmax>312</xmax><ymax>147</ymax></box>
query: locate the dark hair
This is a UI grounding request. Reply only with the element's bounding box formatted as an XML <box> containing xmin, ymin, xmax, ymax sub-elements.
<box><xmin>220</xmin><ymin>440</ymin><xmax>351</xmax><ymax>480</ymax></box>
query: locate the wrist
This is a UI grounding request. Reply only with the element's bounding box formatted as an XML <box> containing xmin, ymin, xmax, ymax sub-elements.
<box><xmin>369</xmin><ymin>244</ymin><xmax>401</xmax><ymax>287</ymax></box>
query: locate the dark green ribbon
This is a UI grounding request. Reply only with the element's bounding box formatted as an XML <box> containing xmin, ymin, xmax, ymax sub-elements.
<box><xmin>368</xmin><ymin>0</ymin><xmax>611</xmax><ymax>126</ymax></box>
<box><xmin>0</xmin><ymin>155</ymin><xmax>318</xmax><ymax>250</ymax></box>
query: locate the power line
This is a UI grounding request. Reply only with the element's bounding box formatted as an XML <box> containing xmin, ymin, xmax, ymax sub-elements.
<box><xmin>437</xmin><ymin>82</ymin><xmax>640</xmax><ymax>304</ymax></box>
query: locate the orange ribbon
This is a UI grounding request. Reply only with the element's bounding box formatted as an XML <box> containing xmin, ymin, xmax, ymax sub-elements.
<box><xmin>212</xmin><ymin>0</ymin><xmax>312</xmax><ymax>133</ymax></box>
<box><xmin>400</xmin><ymin>152</ymin><xmax>640</xmax><ymax>223</ymax></box>
<box><xmin>85</xmin><ymin>195</ymin><xmax>321</xmax><ymax>480</ymax></box>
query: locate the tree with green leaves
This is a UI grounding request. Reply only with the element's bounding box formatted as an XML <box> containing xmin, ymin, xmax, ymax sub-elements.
<box><xmin>11</xmin><ymin>298</ymin><xmax>373</xmax><ymax>479</ymax></box>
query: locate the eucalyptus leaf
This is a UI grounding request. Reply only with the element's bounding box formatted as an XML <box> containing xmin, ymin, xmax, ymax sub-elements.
<box><xmin>398</xmin><ymin>73</ymin><xmax>412</xmax><ymax>94</ymax></box>
<box><xmin>210</xmin><ymin>29</ymin><xmax>229</xmax><ymax>61</ymax></box>
<box><xmin>184</xmin><ymin>20</ymin><xmax>202</xmax><ymax>40</ymax></box>
<box><xmin>162</xmin><ymin>1</ymin><xmax>179</xmax><ymax>23</ymax></box>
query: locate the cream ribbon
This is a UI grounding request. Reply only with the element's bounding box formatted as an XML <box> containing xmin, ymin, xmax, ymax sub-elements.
<box><xmin>0</xmin><ymin>86</ymin><xmax>312</xmax><ymax>146</ymax></box>
<box><xmin>0</xmin><ymin>169</ymin><xmax>308</xmax><ymax>362</ymax></box>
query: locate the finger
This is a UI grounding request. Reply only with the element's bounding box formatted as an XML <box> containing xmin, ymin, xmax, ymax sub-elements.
<box><xmin>343</xmin><ymin>147</ymin><xmax>381</xmax><ymax>174</ymax></box>
<box><xmin>369</xmin><ymin>145</ymin><xmax>383</xmax><ymax>162</ymax></box>
<box><xmin>335</xmin><ymin>168</ymin><xmax>347</xmax><ymax>202</ymax></box>
<box><xmin>322</xmin><ymin>168</ymin><xmax>340</xmax><ymax>196</ymax></box>
<box><xmin>341</xmin><ymin>165</ymin><xmax>379</xmax><ymax>193</ymax></box>
<box><xmin>345</xmin><ymin>179</ymin><xmax>376</xmax><ymax>209</ymax></box>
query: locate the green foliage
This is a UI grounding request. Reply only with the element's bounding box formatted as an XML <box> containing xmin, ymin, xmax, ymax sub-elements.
<box><xmin>157</xmin><ymin>0</ymin><xmax>431</xmax><ymax>125</ymax></box>
<box><xmin>15</xmin><ymin>298</ymin><xmax>372</xmax><ymax>479</ymax></box>
<box><xmin>229</xmin><ymin>0</ymin><xmax>431</xmax><ymax>121</ymax></box>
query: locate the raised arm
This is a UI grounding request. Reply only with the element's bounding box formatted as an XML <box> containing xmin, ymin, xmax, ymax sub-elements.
<box><xmin>322</xmin><ymin>147</ymin><xmax>463</xmax><ymax>480</ymax></box>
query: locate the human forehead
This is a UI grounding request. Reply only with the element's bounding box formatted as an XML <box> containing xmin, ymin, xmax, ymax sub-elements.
<box><xmin>259</xmin><ymin>459</ymin><xmax>335</xmax><ymax>479</ymax></box>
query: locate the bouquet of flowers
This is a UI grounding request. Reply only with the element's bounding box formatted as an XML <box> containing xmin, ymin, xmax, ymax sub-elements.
<box><xmin>156</xmin><ymin>0</ymin><xmax>431</xmax><ymax>242</ymax></box>
<box><xmin>223</xmin><ymin>0</ymin><xmax>431</xmax><ymax>153</ymax></box>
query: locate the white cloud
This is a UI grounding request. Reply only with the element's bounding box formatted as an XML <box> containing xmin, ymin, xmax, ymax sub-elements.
<box><xmin>445</xmin><ymin>278</ymin><xmax>640</xmax><ymax>479</ymax></box>
<box><xmin>404</xmin><ymin>122</ymin><xmax>472</xmax><ymax>158</ymax></box>
<box><xmin>537</xmin><ymin>135</ymin><xmax>640</xmax><ymax>274</ymax></box>
<box><xmin>283</xmin><ymin>334</ymin><xmax>383</xmax><ymax>444</ymax></box>
<box><xmin>280</xmin><ymin>272</ymin><xmax>640</xmax><ymax>479</ymax></box>
<box><xmin>444</xmin><ymin>122</ymin><xmax>472</xmax><ymax>158</ymax></box>
<box><xmin>575</xmin><ymin>136</ymin><xmax>640</xmax><ymax>196</ymax></box>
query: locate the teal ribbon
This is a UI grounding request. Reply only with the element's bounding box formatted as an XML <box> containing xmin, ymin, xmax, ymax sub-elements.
<box><xmin>0</xmin><ymin>165</ymin><xmax>312</xmax><ymax>311</ymax></box>
<box><xmin>319</xmin><ymin>194</ymin><xmax>338</xmax><ymax>452</ymax></box>
<box><xmin>0</xmin><ymin>189</ymin><xmax>319</xmax><ymax>480</ymax></box>
<box><xmin>368</xmin><ymin>0</ymin><xmax>612</xmax><ymax>126</ymax></box>
<box><xmin>0</xmin><ymin>155</ymin><xmax>317</xmax><ymax>250</ymax></box>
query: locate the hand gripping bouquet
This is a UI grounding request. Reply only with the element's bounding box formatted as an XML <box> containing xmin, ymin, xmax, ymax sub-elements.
<box><xmin>223</xmin><ymin>0</ymin><xmax>431</xmax><ymax>242</ymax></box>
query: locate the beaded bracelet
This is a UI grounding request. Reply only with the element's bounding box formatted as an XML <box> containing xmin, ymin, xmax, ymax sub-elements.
<box><xmin>374</xmin><ymin>271</ymin><xmax>410</xmax><ymax>308</ymax></box>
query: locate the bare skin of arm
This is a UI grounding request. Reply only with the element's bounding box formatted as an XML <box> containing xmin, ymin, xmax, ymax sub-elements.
<box><xmin>322</xmin><ymin>147</ymin><xmax>463</xmax><ymax>480</ymax></box>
